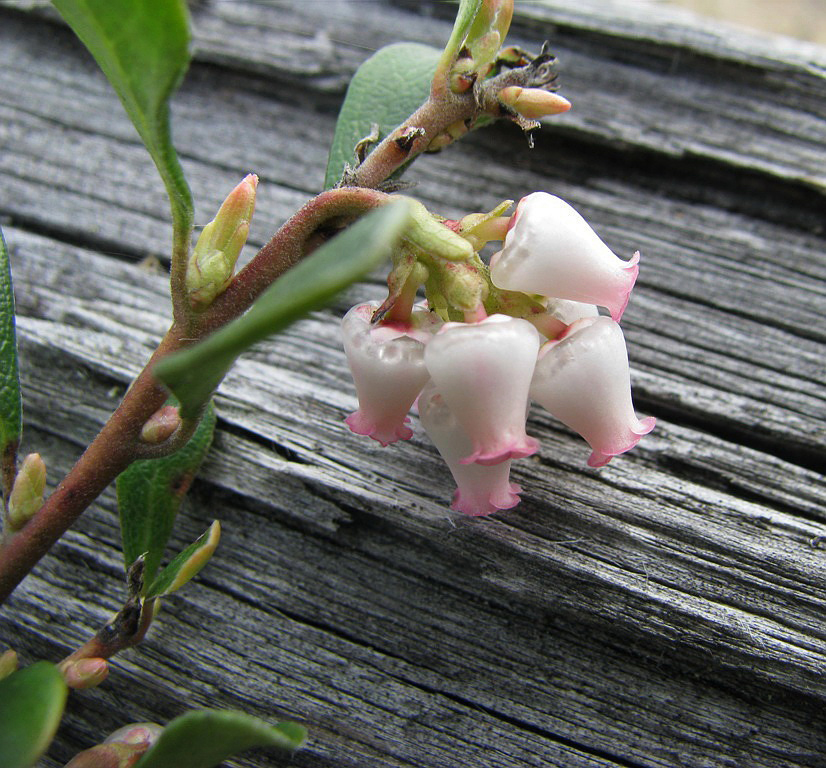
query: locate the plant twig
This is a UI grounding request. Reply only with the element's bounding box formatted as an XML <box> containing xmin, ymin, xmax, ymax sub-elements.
<box><xmin>0</xmin><ymin>187</ymin><xmax>390</xmax><ymax>605</ymax></box>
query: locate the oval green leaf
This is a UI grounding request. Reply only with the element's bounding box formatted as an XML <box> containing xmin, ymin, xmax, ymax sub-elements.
<box><xmin>0</xmin><ymin>226</ymin><xmax>21</xmax><ymax>498</ymax></box>
<box><xmin>117</xmin><ymin>401</ymin><xmax>216</xmax><ymax>585</ymax></box>
<box><xmin>324</xmin><ymin>42</ymin><xmax>441</xmax><ymax>189</ymax></box>
<box><xmin>145</xmin><ymin>520</ymin><xmax>220</xmax><ymax>599</ymax></box>
<box><xmin>154</xmin><ymin>199</ymin><xmax>414</xmax><ymax>418</ymax></box>
<box><xmin>51</xmin><ymin>0</ymin><xmax>194</xmax><ymax>243</ymax></box>
<box><xmin>0</xmin><ymin>662</ymin><xmax>68</xmax><ymax>768</ymax></box>
<box><xmin>133</xmin><ymin>709</ymin><xmax>306</xmax><ymax>768</ymax></box>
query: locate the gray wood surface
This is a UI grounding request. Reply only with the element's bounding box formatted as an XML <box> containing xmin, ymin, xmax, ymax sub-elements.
<box><xmin>1</xmin><ymin>1</ymin><xmax>825</xmax><ymax>766</ymax></box>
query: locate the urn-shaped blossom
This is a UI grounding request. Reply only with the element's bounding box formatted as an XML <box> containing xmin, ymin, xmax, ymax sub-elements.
<box><xmin>341</xmin><ymin>302</ymin><xmax>440</xmax><ymax>446</ymax></box>
<box><xmin>424</xmin><ymin>314</ymin><xmax>540</xmax><ymax>465</ymax></box>
<box><xmin>490</xmin><ymin>192</ymin><xmax>639</xmax><ymax>322</ymax></box>
<box><xmin>530</xmin><ymin>316</ymin><xmax>655</xmax><ymax>467</ymax></box>
<box><xmin>419</xmin><ymin>382</ymin><xmax>521</xmax><ymax>516</ymax></box>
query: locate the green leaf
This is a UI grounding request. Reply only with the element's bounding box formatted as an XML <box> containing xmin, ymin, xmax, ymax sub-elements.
<box><xmin>438</xmin><ymin>0</ymin><xmax>484</xmax><ymax>73</ymax></box>
<box><xmin>324</xmin><ymin>42</ymin><xmax>441</xmax><ymax>189</ymax></box>
<box><xmin>155</xmin><ymin>199</ymin><xmax>414</xmax><ymax>418</ymax></box>
<box><xmin>134</xmin><ymin>709</ymin><xmax>306</xmax><ymax>768</ymax></box>
<box><xmin>51</xmin><ymin>0</ymin><xmax>194</xmax><ymax>245</ymax></box>
<box><xmin>117</xmin><ymin>401</ymin><xmax>216</xmax><ymax>585</ymax></box>
<box><xmin>0</xmin><ymin>662</ymin><xmax>68</xmax><ymax>768</ymax></box>
<box><xmin>146</xmin><ymin>520</ymin><xmax>220</xmax><ymax>599</ymax></box>
<box><xmin>0</xmin><ymin>226</ymin><xmax>21</xmax><ymax>498</ymax></box>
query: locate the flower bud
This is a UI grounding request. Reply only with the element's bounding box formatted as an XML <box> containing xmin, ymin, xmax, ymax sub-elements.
<box><xmin>7</xmin><ymin>452</ymin><xmax>46</xmax><ymax>532</ymax></box>
<box><xmin>419</xmin><ymin>381</ymin><xmax>521</xmax><ymax>516</ymax></box>
<box><xmin>490</xmin><ymin>192</ymin><xmax>639</xmax><ymax>322</ymax></box>
<box><xmin>342</xmin><ymin>302</ymin><xmax>441</xmax><ymax>446</ymax></box>
<box><xmin>139</xmin><ymin>405</ymin><xmax>181</xmax><ymax>445</ymax></box>
<box><xmin>186</xmin><ymin>174</ymin><xmax>258</xmax><ymax>308</ymax></box>
<box><xmin>61</xmin><ymin>657</ymin><xmax>109</xmax><ymax>689</ymax></box>
<box><xmin>103</xmin><ymin>722</ymin><xmax>164</xmax><ymax>746</ymax></box>
<box><xmin>424</xmin><ymin>314</ymin><xmax>540</xmax><ymax>465</ymax></box>
<box><xmin>65</xmin><ymin>723</ymin><xmax>162</xmax><ymax>768</ymax></box>
<box><xmin>0</xmin><ymin>649</ymin><xmax>18</xmax><ymax>680</ymax></box>
<box><xmin>530</xmin><ymin>317</ymin><xmax>655</xmax><ymax>467</ymax></box>
<box><xmin>498</xmin><ymin>86</ymin><xmax>571</xmax><ymax>119</ymax></box>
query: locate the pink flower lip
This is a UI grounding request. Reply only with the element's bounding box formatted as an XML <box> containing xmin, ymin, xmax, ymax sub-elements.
<box><xmin>586</xmin><ymin>415</ymin><xmax>656</xmax><ymax>467</ymax></box>
<box><xmin>419</xmin><ymin>381</ymin><xmax>525</xmax><ymax>517</ymax></box>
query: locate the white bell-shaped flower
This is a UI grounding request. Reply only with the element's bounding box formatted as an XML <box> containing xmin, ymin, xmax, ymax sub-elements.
<box><xmin>341</xmin><ymin>302</ymin><xmax>440</xmax><ymax>446</ymax></box>
<box><xmin>424</xmin><ymin>314</ymin><xmax>540</xmax><ymax>465</ymax></box>
<box><xmin>530</xmin><ymin>316</ymin><xmax>655</xmax><ymax>467</ymax></box>
<box><xmin>419</xmin><ymin>381</ymin><xmax>521</xmax><ymax>516</ymax></box>
<box><xmin>490</xmin><ymin>192</ymin><xmax>639</xmax><ymax>322</ymax></box>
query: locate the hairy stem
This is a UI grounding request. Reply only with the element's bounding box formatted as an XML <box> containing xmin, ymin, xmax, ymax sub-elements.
<box><xmin>0</xmin><ymin>187</ymin><xmax>390</xmax><ymax>605</ymax></box>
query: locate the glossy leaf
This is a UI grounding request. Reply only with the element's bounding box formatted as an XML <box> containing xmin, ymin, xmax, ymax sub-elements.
<box><xmin>0</xmin><ymin>662</ymin><xmax>68</xmax><ymax>768</ymax></box>
<box><xmin>324</xmin><ymin>42</ymin><xmax>441</xmax><ymax>189</ymax></box>
<box><xmin>51</xmin><ymin>0</ymin><xmax>194</xmax><ymax>243</ymax></box>
<box><xmin>0</xmin><ymin>226</ymin><xmax>21</xmax><ymax>497</ymax></box>
<box><xmin>133</xmin><ymin>709</ymin><xmax>306</xmax><ymax>768</ymax></box>
<box><xmin>145</xmin><ymin>520</ymin><xmax>220</xmax><ymax>599</ymax></box>
<box><xmin>117</xmin><ymin>401</ymin><xmax>216</xmax><ymax>585</ymax></box>
<box><xmin>155</xmin><ymin>200</ymin><xmax>414</xmax><ymax>418</ymax></box>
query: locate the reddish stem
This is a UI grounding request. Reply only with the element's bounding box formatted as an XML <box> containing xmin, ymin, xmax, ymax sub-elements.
<box><xmin>0</xmin><ymin>188</ymin><xmax>390</xmax><ymax>605</ymax></box>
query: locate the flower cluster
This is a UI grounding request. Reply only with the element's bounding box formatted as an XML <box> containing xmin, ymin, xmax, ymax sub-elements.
<box><xmin>341</xmin><ymin>192</ymin><xmax>654</xmax><ymax>516</ymax></box>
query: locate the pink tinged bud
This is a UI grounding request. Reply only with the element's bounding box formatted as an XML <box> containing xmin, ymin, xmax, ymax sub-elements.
<box><xmin>498</xmin><ymin>86</ymin><xmax>571</xmax><ymax>118</ymax></box>
<box><xmin>419</xmin><ymin>382</ymin><xmax>521</xmax><ymax>516</ymax></box>
<box><xmin>530</xmin><ymin>317</ymin><xmax>656</xmax><ymax>467</ymax></box>
<box><xmin>139</xmin><ymin>405</ymin><xmax>181</xmax><ymax>445</ymax></box>
<box><xmin>424</xmin><ymin>314</ymin><xmax>540</xmax><ymax>465</ymax></box>
<box><xmin>61</xmin><ymin>657</ymin><xmax>109</xmax><ymax>689</ymax></box>
<box><xmin>342</xmin><ymin>302</ymin><xmax>440</xmax><ymax>446</ymax></box>
<box><xmin>103</xmin><ymin>722</ymin><xmax>163</xmax><ymax>747</ymax></box>
<box><xmin>490</xmin><ymin>193</ymin><xmax>640</xmax><ymax>322</ymax></box>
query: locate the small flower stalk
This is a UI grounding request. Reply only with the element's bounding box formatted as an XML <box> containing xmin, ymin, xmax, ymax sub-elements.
<box><xmin>340</xmin><ymin>189</ymin><xmax>655</xmax><ymax>516</ymax></box>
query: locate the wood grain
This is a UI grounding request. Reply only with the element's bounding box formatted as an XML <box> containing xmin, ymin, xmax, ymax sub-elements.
<box><xmin>0</xmin><ymin>1</ymin><xmax>824</xmax><ymax>766</ymax></box>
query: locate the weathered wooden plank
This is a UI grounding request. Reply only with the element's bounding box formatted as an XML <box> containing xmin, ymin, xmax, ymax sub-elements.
<box><xmin>1</xmin><ymin>0</ymin><xmax>825</xmax><ymax>766</ymax></box>
<box><xmin>5</xmin><ymin>331</ymin><xmax>826</xmax><ymax>767</ymax></box>
<box><xmin>8</xmin><ymin>228</ymin><xmax>826</xmax><ymax>685</ymax></box>
<box><xmin>14</xmin><ymin>0</ymin><xmax>825</xmax><ymax>193</ymax></box>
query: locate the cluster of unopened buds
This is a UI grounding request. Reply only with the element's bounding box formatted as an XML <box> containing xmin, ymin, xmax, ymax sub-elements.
<box><xmin>341</xmin><ymin>192</ymin><xmax>655</xmax><ymax>516</ymax></box>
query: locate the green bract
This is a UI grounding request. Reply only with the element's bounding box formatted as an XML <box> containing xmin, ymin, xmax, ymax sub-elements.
<box><xmin>117</xmin><ymin>402</ymin><xmax>217</xmax><ymax>585</ymax></box>
<box><xmin>0</xmin><ymin>225</ymin><xmax>21</xmax><ymax>498</ymax></box>
<box><xmin>0</xmin><ymin>662</ymin><xmax>68</xmax><ymax>768</ymax></box>
<box><xmin>133</xmin><ymin>710</ymin><xmax>306</xmax><ymax>768</ymax></box>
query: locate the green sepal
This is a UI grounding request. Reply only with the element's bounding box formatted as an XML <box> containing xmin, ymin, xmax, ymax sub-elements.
<box><xmin>0</xmin><ymin>226</ymin><xmax>21</xmax><ymax>498</ymax></box>
<box><xmin>133</xmin><ymin>710</ymin><xmax>306</xmax><ymax>768</ymax></box>
<box><xmin>324</xmin><ymin>42</ymin><xmax>441</xmax><ymax>189</ymax></box>
<box><xmin>0</xmin><ymin>662</ymin><xmax>68</xmax><ymax>768</ymax></box>
<box><xmin>117</xmin><ymin>401</ymin><xmax>216</xmax><ymax>586</ymax></box>
<box><xmin>51</xmin><ymin>0</ymin><xmax>194</xmax><ymax>248</ymax></box>
<box><xmin>145</xmin><ymin>520</ymin><xmax>220</xmax><ymax>599</ymax></box>
<box><xmin>154</xmin><ymin>200</ymin><xmax>414</xmax><ymax>419</ymax></box>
